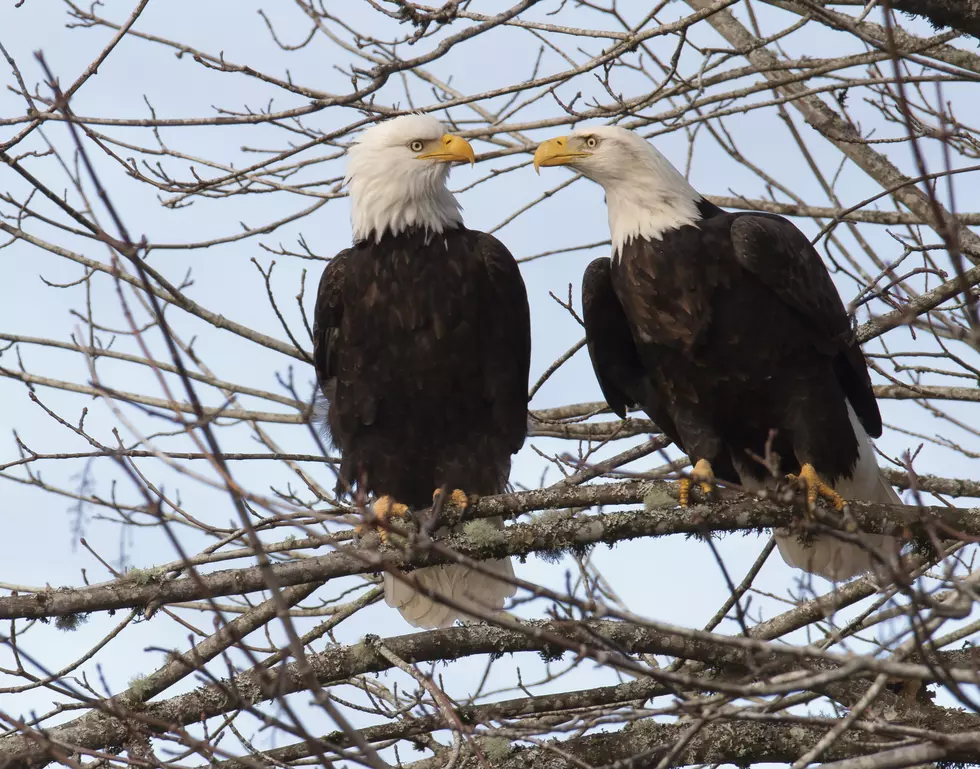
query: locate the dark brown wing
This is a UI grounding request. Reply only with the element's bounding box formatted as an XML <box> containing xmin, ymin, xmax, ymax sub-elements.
<box><xmin>729</xmin><ymin>214</ymin><xmax>881</xmax><ymax>436</ymax></box>
<box><xmin>473</xmin><ymin>231</ymin><xmax>532</xmax><ymax>454</ymax></box>
<box><xmin>581</xmin><ymin>257</ymin><xmax>681</xmax><ymax>445</ymax></box>
<box><xmin>312</xmin><ymin>248</ymin><xmax>351</xmax><ymax>402</ymax></box>
<box><xmin>582</xmin><ymin>258</ymin><xmax>643</xmax><ymax>418</ymax></box>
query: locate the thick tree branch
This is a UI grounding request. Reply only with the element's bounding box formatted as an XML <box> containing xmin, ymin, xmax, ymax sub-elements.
<box><xmin>4</xmin><ymin>611</ymin><xmax>978</xmax><ymax>769</ymax></box>
<box><xmin>399</xmin><ymin>718</ymin><xmax>980</xmax><ymax>769</ymax></box>
<box><xmin>0</xmin><ymin>481</ymin><xmax>965</xmax><ymax>620</ymax></box>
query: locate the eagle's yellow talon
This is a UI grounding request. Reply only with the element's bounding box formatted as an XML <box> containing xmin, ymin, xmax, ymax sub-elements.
<box><xmin>788</xmin><ymin>463</ymin><xmax>847</xmax><ymax>512</ymax></box>
<box><xmin>679</xmin><ymin>459</ymin><xmax>715</xmax><ymax>507</ymax></box>
<box><xmin>679</xmin><ymin>478</ymin><xmax>691</xmax><ymax>507</ymax></box>
<box><xmin>357</xmin><ymin>495</ymin><xmax>409</xmax><ymax>543</ymax></box>
<box><xmin>433</xmin><ymin>487</ymin><xmax>469</xmax><ymax>509</ymax></box>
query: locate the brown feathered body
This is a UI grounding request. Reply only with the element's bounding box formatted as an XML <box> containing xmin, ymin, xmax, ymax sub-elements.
<box><xmin>583</xmin><ymin>202</ymin><xmax>899</xmax><ymax>581</ymax></box>
<box><xmin>313</xmin><ymin>224</ymin><xmax>530</xmax><ymax>626</ymax></box>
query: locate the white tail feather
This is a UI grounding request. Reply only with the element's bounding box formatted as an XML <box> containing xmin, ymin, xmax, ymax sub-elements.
<box><xmin>383</xmin><ymin>517</ymin><xmax>517</xmax><ymax>629</ymax></box>
<box><xmin>772</xmin><ymin>402</ymin><xmax>901</xmax><ymax>582</ymax></box>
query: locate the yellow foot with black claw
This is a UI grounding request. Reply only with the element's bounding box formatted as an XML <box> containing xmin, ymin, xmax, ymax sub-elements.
<box><xmin>357</xmin><ymin>495</ymin><xmax>409</xmax><ymax>543</ymax></box>
<box><xmin>679</xmin><ymin>459</ymin><xmax>716</xmax><ymax>507</ymax></box>
<box><xmin>787</xmin><ymin>463</ymin><xmax>848</xmax><ymax>511</ymax></box>
<box><xmin>433</xmin><ymin>488</ymin><xmax>469</xmax><ymax>510</ymax></box>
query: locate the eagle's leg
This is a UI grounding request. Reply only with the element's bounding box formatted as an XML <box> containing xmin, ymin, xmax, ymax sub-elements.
<box><xmin>433</xmin><ymin>488</ymin><xmax>469</xmax><ymax>509</ymax></box>
<box><xmin>679</xmin><ymin>459</ymin><xmax>716</xmax><ymax>507</ymax></box>
<box><xmin>357</xmin><ymin>496</ymin><xmax>410</xmax><ymax>543</ymax></box>
<box><xmin>787</xmin><ymin>463</ymin><xmax>848</xmax><ymax>512</ymax></box>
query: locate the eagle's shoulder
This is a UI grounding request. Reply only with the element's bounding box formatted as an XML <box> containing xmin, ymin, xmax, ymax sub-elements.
<box><xmin>728</xmin><ymin>212</ymin><xmax>850</xmax><ymax>339</ymax></box>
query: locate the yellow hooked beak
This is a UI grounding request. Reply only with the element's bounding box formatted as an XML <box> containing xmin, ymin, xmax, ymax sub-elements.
<box><xmin>417</xmin><ymin>134</ymin><xmax>476</xmax><ymax>165</ymax></box>
<box><xmin>533</xmin><ymin>136</ymin><xmax>591</xmax><ymax>174</ymax></box>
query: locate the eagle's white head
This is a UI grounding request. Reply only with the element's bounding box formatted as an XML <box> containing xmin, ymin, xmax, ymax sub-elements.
<box><xmin>533</xmin><ymin>125</ymin><xmax>703</xmax><ymax>254</ymax></box>
<box><xmin>345</xmin><ymin>114</ymin><xmax>475</xmax><ymax>243</ymax></box>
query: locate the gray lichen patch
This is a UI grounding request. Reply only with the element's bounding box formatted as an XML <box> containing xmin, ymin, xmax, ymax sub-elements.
<box><xmin>534</xmin><ymin>507</ymin><xmax>575</xmax><ymax>526</ymax></box>
<box><xmin>54</xmin><ymin>612</ymin><xmax>89</xmax><ymax>631</ymax></box>
<box><xmin>127</xmin><ymin>674</ymin><xmax>153</xmax><ymax>704</ymax></box>
<box><xmin>462</xmin><ymin>519</ymin><xmax>505</xmax><ymax>548</ymax></box>
<box><xmin>573</xmin><ymin>520</ymin><xmax>605</xmax><ymax>545</ymax></box>
<box><xmin>478</xmin><ymin>736</ymin><xmax>512</xmax><ymax>762</ymax></box>
<box><xmin>643</xmin><ymin>488</ymin><xmax>677</xmax><ymax>510</ymax></box>
<box><xmin>120</xmin><ymin>567</ymin><xmax>163</xmax><ymax>586</ymax></box>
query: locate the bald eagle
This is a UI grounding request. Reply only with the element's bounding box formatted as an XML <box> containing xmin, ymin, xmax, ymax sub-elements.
<box><xmin>313</xmin><ymin>115</ymin><xmax>529</xmax><ymax>627</ymax></box>
<box><xmin>534</xmin><ymin>126</ymin><xmax>899</xmax><ymax>581</ymax></box>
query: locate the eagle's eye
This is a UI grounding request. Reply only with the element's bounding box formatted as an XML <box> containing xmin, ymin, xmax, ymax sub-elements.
<box><xmin>410</xmin><ymin>140</ymin><xmax>425</xmax><ymax>153</ymax></box>
<box><xmin>585</xmin><ymin>136</ymin><xmax>598</xmax><ymax>149</ymax></box>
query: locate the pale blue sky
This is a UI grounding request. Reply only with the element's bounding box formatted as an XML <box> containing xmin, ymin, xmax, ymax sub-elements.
<box><xmin>0</xmin><ymin>0</ymin><xmax>977</xmax><ymax>752</ymax></box>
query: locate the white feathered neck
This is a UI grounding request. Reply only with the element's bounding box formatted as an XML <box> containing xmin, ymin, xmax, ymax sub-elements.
<box><xmin>345</xmin><ymin>115</ymin><xmax>463</xmax><ymax>243</ymax></box>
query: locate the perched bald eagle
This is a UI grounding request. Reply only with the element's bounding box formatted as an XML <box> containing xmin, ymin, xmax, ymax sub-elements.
<box><xmin>313</xmin><ymin>115</ymin><xmax>529</xmax><ymax>627</ymax></box>
<box><xmin>534</xmin><ymin>126</ymin><xmax>899</xmax><ymax>581</ymax></box>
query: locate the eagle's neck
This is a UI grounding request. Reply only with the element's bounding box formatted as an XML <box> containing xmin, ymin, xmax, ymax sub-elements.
<box><xmin>601</xmin><ymin>147</ymin><xmax>705</xmax><ymax>257</ymax></box>
<box><xmin>608</xmin><ymin>191</ymin><xmax>702</xmax><ymax>257</ymax></box>
<box><xmin>349</xmin><ymin>167</ymin><xmax>463</xmax><ymax>244</ymax></box>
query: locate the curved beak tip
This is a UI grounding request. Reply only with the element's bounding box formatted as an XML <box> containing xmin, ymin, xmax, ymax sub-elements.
<box><xmin>533</xmin><ymin>137</ymin><xmax>573</xmax><ymax>174</ymax></box>
<box><xmin>419</xmin><ymin>134</ymin><xmax>476</xmax><ymax>165</ymax></box>
<box><xmin>445</xmin><ymin>133</ymin><xmax>475</xmax><ymax>166</ymax></box>
<box><xmin>532</xmin><ymin>144</ymin><xmax>548</xmax><ymax>175</ymax></box>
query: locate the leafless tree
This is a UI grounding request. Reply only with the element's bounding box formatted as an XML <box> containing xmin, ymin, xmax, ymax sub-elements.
<box><xmin>1</xmin><ymin>2</ymin><xmax>980</xmax><ymax>768</ymax></box>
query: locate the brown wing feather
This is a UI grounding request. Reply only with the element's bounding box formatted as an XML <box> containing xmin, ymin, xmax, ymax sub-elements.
<box><xmin>312</xmin><ymin>248</ymin><xmax>351</xmax><ymax>402</ymax></box>
<box><xmin>475</xmin><ymin>232</ymin><xmax>532</xmax><ymax>455</ymax></box>
<box><xmin>581</xmin><ymin>258</ymin><xmax>683</xmax><ymax>446</ymax></box>
<box><xmin>729</xmin><ymin>214</ymin><xmax>882</xmax><ymax>437</ymax></box>
<box><xmin>582</xmin><ymin>258</ymin><xmax>638</xmax><ymax>419</ymax></box>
